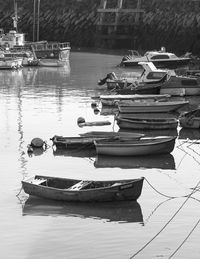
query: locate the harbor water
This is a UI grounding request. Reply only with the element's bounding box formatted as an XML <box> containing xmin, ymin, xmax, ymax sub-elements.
<box><xmin>0</xmin><ymin>52</ymin><xmax>200</xmax><ymax>259</ymax></box>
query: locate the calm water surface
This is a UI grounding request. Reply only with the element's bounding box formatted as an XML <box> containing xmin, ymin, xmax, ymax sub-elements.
<box><xmin>0</xmin><ymin>52</ymin><xmax>200</xmax><ymax>259</ymax></box>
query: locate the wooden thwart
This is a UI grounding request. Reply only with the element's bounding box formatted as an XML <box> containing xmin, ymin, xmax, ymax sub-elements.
<box><xmin>68</xmin><ymin>180</ymin><xmax>92</xmax><ymax>191</ymax></box>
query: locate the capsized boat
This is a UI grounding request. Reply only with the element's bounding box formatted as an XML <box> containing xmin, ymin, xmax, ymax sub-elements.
<box><xmin>121</xmin><ymin>47</ymin><xmax>191</xmax><ymax>69</ymax></box>
<box><xmin>179</xmin><ymin>108</ymin><xmax>200</xmax><ymax>128</ymax></box>
<box><xmin>94</xmin><ymin>136</ymin><xmax>176</xmax><ymax>156</ymax></box>
<box><xmin>118</xmin><ymin>100</ymin><xmax>189</xmax><ymax>113</ymax></box>
<box><xmin>22</xmin><ymin>175</ymin><xmax>144</xmax><ymax>202</ymax></box>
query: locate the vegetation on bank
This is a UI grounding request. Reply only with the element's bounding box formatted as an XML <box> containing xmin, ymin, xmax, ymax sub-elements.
<box><xmin>0</xmin><ymin>0</ymin><xmax>200</xmax><ymax>55</ymax></box>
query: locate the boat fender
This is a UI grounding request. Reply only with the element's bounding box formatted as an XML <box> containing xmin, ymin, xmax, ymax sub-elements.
<box><xmin>77</xmin><ymin>117</ymin><xmax>85</xmax><ymax>125</ymax></box>
<box><xmin>30</xmin><ymin>137</ymin><xmax>44</xmax><ymax>148</ymax></box>
<box><xmin>27</xmin><ymin>144</ymin><xmax>33</xmax><ymax>153</ymax></box>
<box><xmin>91</xmin><ymin>102</ymin><xmax>97</xmax><ymax>108</ymax></box>
<box><xmin>93</xmin><ymin>108</ymin><xmax>100</xmax><ymax>114</ymax></box>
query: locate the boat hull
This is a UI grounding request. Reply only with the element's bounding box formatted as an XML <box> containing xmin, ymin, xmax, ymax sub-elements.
<box><xmin>118</xmin><ymin>101</ymin><xmax>188</xmax><ymax>113</ymax></box>
<box><xmin>116</xmin><ymin>117</ymin><xmax>178</xmax><ymax>130</ymax></box>
<box><xmin>22</xmin><ymin>175</ymin><xmax>144</xmax><ymax>202</ymax></box>
<box><xmin>122</xmin><ymin>59</ymin><xmax>190</xmax><ymax>69</ymax></box>
<box><xmin>94</xmin><ymin>137</ymin><xmax>176</xmax><ymax>156</ymax></box>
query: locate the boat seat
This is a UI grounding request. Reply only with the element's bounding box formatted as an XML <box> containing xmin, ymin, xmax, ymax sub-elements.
<box><xmin>68</xmin><ymin>180</ymin><xmax>92</xmax><ymax>191</ymax></box>
<box><xmin>31</xmin><ymin>178</ymin><xmax>47</xmax><ymax>185</ymax></box>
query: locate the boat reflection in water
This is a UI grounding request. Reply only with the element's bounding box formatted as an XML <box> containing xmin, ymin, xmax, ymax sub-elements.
<box><xmin>53</xmin><ymin>148</ymin><xmax>96</xmax><ymax>158</ymax></box>
<box><xmin>178</xmin><ymin>128</ymin><xmax>200</xmax><ymax>140</ymax></box>
<box><xmin>95</xmin><ymin>153</ymin><xmax>175</xmax><ymax>170</ymax></box>
<box><xmin>23</xmin><ymin>197</ymin><xmax>143</xmax><ymax>224</ymax></box>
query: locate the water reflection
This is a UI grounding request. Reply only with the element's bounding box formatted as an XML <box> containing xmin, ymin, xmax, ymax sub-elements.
<box><xmin>53</xmin><ymin>148</ymin><xmax>96</xmax><ymax>158</ymax></box>
<box><xmin>179</xmin><ymin>128</ymin><xmax>200</xmax><ymax>140</ymax></box>
<box><xmin>94</xmin><ymin>154</ymin><xmax>176</xmax><ymax>170</ymax></box>
<box><xmin>22</xmin><ymin>197</ymin><xmax>143</xmax><ymax>224</ymax></box>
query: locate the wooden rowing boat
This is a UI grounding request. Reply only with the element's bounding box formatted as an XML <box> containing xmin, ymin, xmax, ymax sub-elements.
<box><xmin>99</xmin><ymin>94</ymin><xmax>170</xmax><ymax>106</ymax></box>
<box><xmin>51</xmin><ymin>132</ymin><xmax>144</xmax><ymax>149</ymax></box>
<box><xmin>118</xmin><ymin>100</ymin><xmax>189</xmax><ymax>113</ymax></box>
<box><xmin>22</xmin><ymin>175</ymin><xmax>144</xmax><ymax>202</ymax></box>
<box><xmin>116</xmin><ymin>116</ymin><xmax>178</xmax><ymax>130</ymax></box>
<box><xmin>94</xmin><ymin>136</ymin><xmax>176</xmax><ymax>156</ymax></box>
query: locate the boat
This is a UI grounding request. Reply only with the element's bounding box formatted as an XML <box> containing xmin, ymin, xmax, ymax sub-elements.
<box><xmin>94</xmin><ymin>136</ymin><xmax>176</xmax><ymax>156</ymax></box>
<box><xmin>1</xmin><ymin>49</ymin><xmax>37</xmax><ymax>66</ymax></box>
<box><xmin>116</xmin><ymin>116</ymin><xmax>178</xmax><ymax>130</ymax></box>
<box><xmin>99</xmin><ymin>94</ymin><xmax>170</xmax><ymax>106</ymax></box>
<box><xmin>51</xmin><ymin>131</ymin><xmax>144</xmax><ymax>149</ymax></box>
<box><xmin>0</xmin><ymin>53</ymin><xmax>23</xmax><ymax>69</ymax></box>
<box><xmin>79</xmin><ymin>131</ymin><xmax>144</xmax><ymax>139</ymax></box>
<box><xmin>121</xmin><ymin>47</ymin><xmax>191</xmax><ymax>69</ymax></box>
<box><xmin>22</xmin><ymin>175</ymin><xmax>144</xmax><ymax>202</ymax></box>
<box><xmin>98</xmin><ymin>62</ymin><xmax>168</xmax><ymax>91</ymax></box>
<box><xmin>179</xmin><ymin>108</ymin><xmax>200</xmax><ymax>128</ymax></box>
<box><xmin>160</xmin><ymin>73</ymin><xmax>200</xmax><ymax>96</ymax></box>
<box><xmin>23</xmin><ymin>196</ymin><xmax>143</xmax><ymax>223</ymax></box>
<box><xmin>117</xmin><ymin>100</ymin><xmax>189</xmax><ymax>113</ymax></box>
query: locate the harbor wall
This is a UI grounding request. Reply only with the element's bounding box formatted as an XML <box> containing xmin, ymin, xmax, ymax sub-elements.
<box><xmin>0</xmin><ymin>0</ymin><xmax>200</xmax><ymax>54</ymax></box>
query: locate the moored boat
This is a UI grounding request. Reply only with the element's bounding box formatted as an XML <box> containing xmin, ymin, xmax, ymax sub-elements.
<box><xmin>94</xmin><ymin>136</ymin><xmax>176</xmax><ymax>156</ymax></box>
<box><xmin>179</xmin><ymin>108</ymin><xmax>200</xmax><ymax>128</ymax></box>
<box><xmin>118</xmin><ymin>100</ymin><xmax>189</xmax><ymax>113</ymax></box>
<box><xmin>22</xmin><ymin>175</ymin><xmax>144</xmax><ymax>202</ymax></box>
<box><xmin>121</xmin><ymin>48</ymin><xmax>190</xmax><ymax>69</ymax></box>
<box><xmin>100</xmin><ymin>94</ymin><xmax>170</xmax><ymax>106</ymax></box>
<box><xmin>116</xmin><ymin>116</ymin><xmax>178</xmax><ymax>130</ymax></box>
<box><xmin>51</xmin><ymin>132</ymin><xmax>144</xmax><ymax>149</ymax></box>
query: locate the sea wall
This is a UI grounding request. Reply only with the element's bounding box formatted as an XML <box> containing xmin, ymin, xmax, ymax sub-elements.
<box><xmin>1</xmin><ymin>0</ymin><xmax>200</xmax><ymax>54</ymax></box>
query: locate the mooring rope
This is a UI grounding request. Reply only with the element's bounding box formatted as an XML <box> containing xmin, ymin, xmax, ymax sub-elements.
<box><xmin>130</xmin><ymin>177</ymin><xmax>200</xmax><ymax>259</ymax></box>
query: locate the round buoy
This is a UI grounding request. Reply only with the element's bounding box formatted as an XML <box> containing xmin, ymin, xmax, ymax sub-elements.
<box><xmin>94</xmin><ymin>108</ymin><xmax>100</xmax><ymax>114</ymax></box>
<box><xmin>77</xmin><ymin>117</ymin><xmax>85</xmax><ymax>124</ymax></box>
<box><xmin>31</xmin><ymin>138</ymin><xmax>44</xmax><ymax>148</ymax></box>
<box><xmin>91</xmin><ymin>102</ymin><xmax>97</xmax><ymax>108</ymax></box>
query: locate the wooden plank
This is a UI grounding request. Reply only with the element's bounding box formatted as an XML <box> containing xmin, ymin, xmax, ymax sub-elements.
<box><xmin>97</xmin><ymin>8</ymin><xmax>144</xmax><ymax>13</ymax></box>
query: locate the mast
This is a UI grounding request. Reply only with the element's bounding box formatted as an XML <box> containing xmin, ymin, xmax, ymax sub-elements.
<box><xmin>37</xmin><ymin>0</ymin><xmax>40</xmax><ymax>41</ymax></box>
<box><xmin>13</xmin><ymin>0</ymin><xmax>18</xmax><ymax>32</ymax></box>
<box><xmin>33</xmin><ymin>0</ymin><xmax>36</xmax><ymax>41</ymax></box>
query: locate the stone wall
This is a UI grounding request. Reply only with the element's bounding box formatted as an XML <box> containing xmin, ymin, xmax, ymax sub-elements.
<box><xmin>0</xmin><ymin>0</ymin><xmax>200</xmax><ymax>54</ymax></box>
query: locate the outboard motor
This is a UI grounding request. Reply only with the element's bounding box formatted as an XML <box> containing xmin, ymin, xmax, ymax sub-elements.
<box><xmin>98</xmin><ymin>72</ymin><xmax>118</xmax><ymax>85</ymax></box>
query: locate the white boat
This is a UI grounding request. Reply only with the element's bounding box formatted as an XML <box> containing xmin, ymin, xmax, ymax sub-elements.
<box><xmin>99</xmin><ymin>62</ymin><xmax>168</xmax><ymax>91</ymax></box>
<box><xmin>0</xmin><ymin>54</ymin><xmax>23</xmax><ymax>69</ymax></box>
<box><xmin>100</xmin><ymin>94</ymin><xmax>170</xmax><ymax>106</ymax></box>
<box><xmin>94</xmin><ymin>136</ymin><xmax>176</xmax><ymax>156</ymax></box>
<box><xmin>118</xmin><ymin>100</ymin><xmax>189</xmax><ymax>113</ymax></box>
<box><xmin>121</xmin><ymin>47</ymin><xmax>190</xmax><ymax>69</ymax></box>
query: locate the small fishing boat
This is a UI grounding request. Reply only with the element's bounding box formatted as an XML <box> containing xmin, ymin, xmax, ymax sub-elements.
<box><xmin>99</xmin><ymin>94</ymin><xmax>170</xmax><ymax>106</ymax></box>
<box><xmin>79</xmin><ymin>131</ymin><xmax>144</xmax><ymax>139</ymax></box>
<box><xmin>94</xmin><ymin>136</ymin><xmax>176</xmax><ymax>156</ymax></box>
<box><xmin>51</xmin><ymin>131</ymin><xmax>144</xmax><ymax>149</ymax></box>
<box><xmin>116</xmin><ymin>116</ymin><xmax>178</xmax><ymax>130</ymax></box>
<box><xmin>121</xmin><ymin>47</ymin><xmax>190</xmax><ymax>69</ymax></box>
<box><xmin>118</xmin><ymin>100</ymin><xmax>189</xmax><ymax>113</ymax></box>
<box><xmin>98</xmin><ymin>62</ymin><xmax>168</xmax><ymax>92</ymax></box>
<box><xmin>22</xmin><ymin>175</ymin><xmax>144</xmax><ymax>202</ymax></box>
<box><xmin>0</xmin><ymin>55</ymin><xmax>23</xmax><ymax>69</ymax></box>
<box><xmin>179</xmin><ymin>108</ymin><xmax>200</xmax><ymax>128</ymax></box>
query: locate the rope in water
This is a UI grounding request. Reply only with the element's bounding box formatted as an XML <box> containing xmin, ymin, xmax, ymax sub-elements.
<box><xmin>130</xmin><ymin>177</ymin><xmax>200</xmax><ymax>259</ymax></box>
